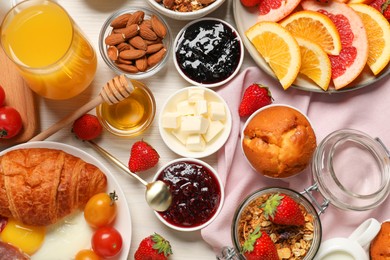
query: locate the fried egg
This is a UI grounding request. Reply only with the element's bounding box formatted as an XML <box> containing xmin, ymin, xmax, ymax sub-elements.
<box><xmin>31</xmin><ymin>210</ymin><xmax>93</xmax><ymax>260</ymax></box>
<box><xmin>0</xmin><ymin>218</ymin><xmax>45</xmax><ymax>255</ymax></box>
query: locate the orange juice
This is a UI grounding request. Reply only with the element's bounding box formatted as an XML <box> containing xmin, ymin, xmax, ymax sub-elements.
<box><xmin>0</xmin><ymin>0</ymin><xmax>97</xmax><ymax>99</ymax></box>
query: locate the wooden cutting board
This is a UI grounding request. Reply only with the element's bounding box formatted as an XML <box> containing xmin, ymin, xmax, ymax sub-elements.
<box><xmin>0</xmin><ymin>47</ymin><xmax>39</xmax><ymax>148</ymax></box>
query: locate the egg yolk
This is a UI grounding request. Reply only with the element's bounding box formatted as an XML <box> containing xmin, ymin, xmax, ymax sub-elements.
<box><xmin>0</xmin><ymin>218</ymin><xmax>46</xmax><ymax>255</ymax></box>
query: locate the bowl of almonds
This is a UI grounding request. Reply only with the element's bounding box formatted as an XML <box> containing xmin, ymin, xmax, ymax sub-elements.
<box><xmin>99</xmin><ymin>7</ymin><xmax>171</xmax><ymax>79</ymax></box>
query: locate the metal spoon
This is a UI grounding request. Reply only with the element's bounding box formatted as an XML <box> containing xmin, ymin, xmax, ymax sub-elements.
<box><xmin>86</xmin><ymin>140</ymin><xmax>172</xmax><ymax>212</ymax></box>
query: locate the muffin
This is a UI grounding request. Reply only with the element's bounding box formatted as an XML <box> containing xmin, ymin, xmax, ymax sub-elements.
<box><xmin>242</xmin><ymin>105</ymin><xmax>316</xmax><ymax>178</ymax></box>
<box><xmin>370</xmin><ymin>221</ymin><xmax>390</xmax><ymax>260</ymax></box>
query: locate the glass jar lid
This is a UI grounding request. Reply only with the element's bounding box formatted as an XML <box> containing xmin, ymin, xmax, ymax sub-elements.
<box><xmin>311</xmin><ymin>129</ymin><xmax>390</xmax><ymax>211</ymax></box>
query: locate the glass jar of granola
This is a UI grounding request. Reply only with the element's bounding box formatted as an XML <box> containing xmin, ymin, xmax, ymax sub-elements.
<box><xmin>229</xmin><ymin>188</ymin><xmax>322</xmax><ymax>260</ymax></box>
<box><xmin>217</xmin><ymin>129</ymin><xmax>390</xmax><ymax>260</ymax></box>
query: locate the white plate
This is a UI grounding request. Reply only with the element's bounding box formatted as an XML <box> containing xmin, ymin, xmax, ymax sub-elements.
<box><xmin>0</xmin><ymin>141</ymin><xmax>131</xmax><ymax>260</ymax></box>
<box><xmin>232</xmin><ymin>1</ymin><xmax>390</xmax><ymax>93</ymax></box>
<box><xmin>159</xmin><ymin>86</ymin><xmax>232</xmax><ymax>158</ymax></box>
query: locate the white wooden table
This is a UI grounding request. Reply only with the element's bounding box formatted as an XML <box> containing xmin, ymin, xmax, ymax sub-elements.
<box><xmin>35</xmin><ymin>0</ymin><xmax>255</xmax><ymax>259</ymax></box>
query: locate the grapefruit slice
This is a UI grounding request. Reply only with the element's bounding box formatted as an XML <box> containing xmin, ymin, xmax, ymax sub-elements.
<box><xmin>296</xmin><ymin>37</ymin><xmax>332</xmax><ymax>90</ymax></box>
<box><xmin>370</xmin><ymin>0</ymin><xmax>390</xmax><ymax>22</ymax></box>
<box><xmin>350</xmin><ymin>3</ymin><xmax>390</xmax><ymax>75</ymax></box>
<box><xmin>258</xmin><ymin>0</ymin><xmax>302</xmax><ymax>22</ymax></box>
<box><xmin>280</xmin><ymin>10</ymin><xmax>342</xmax><ymax>55</ymax></box>
<box><xmin>246</xmin><ymin>22</ymin><xmax>301</xmax><ymax>89</ymax></box>
<box><xmin>301</xmin><ymin>0</ymin><xmax>369</xmax><ymax>90</ymax></box>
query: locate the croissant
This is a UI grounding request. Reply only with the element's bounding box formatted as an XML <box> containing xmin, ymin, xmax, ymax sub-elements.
<box><xmin>0</xmin><ymin>148</ymin><xmax>107</xmax><ymax>226</ymax></box>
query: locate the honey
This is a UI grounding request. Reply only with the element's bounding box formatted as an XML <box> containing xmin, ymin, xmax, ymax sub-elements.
<box><xmin>97</xmin><ymin>80</ymin><xmax>155</xmax><ymax>137</ymax></box>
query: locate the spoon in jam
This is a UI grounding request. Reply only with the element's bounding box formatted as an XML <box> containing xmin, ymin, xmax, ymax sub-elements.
<box><xmin>86</xmin><ymin>140</ymin><xmax>172</xmax><ymax>212</ymax></box>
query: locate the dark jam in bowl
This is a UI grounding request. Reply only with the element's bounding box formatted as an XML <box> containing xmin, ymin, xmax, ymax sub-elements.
<box><xmin>157</xmin><ymin>161</ymin><xmax>221</xmax><ymax>228</ymax></box>
<box><xmin>175</xmin><ymin>19</ymin><xmax>241</xmax><ymax>84</ymax></box>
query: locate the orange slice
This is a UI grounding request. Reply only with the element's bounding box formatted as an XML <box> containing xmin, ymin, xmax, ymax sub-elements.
<box><xmin>280</xmin><ymin>10</ymin><xmax>342</xmax><ymax>55</ymax></box>
<box><xmin>302</xmin><ymin>0</ymin><xmax>369</xmax><ymax>90</ymax></box>
<box><xmin>350</xmin><ymin>3</ymin><xmax>390</xmax><ymax>75</ymax></box>
<box><xmin>296</xmin><ymin>37</ymin><xmax>332</xmax><ymax>90</ymax></box>
<box><xmin>246</xmin><ymin>22</ymin><xmax>301</xmax><ymax>90</ymax></box>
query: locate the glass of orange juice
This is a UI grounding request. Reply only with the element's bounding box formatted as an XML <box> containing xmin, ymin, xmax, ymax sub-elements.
<box><xmin>0</xmin><ymin>0</ymin><xmax>97</xmax><ymax>100</ymax></box>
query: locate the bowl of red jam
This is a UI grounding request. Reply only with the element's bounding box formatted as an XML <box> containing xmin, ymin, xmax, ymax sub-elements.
<box><xmin>173</xmin><ymin>18</ymin><xmax>244</xmax><ymax>88</ymax></box>
<box><xmin>153</xmin><ymin>158</ymin><xmax>224</xmax><ymax>231</ymax></box>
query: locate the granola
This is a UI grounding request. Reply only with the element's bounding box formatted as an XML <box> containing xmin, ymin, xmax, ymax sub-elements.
<box><xmin>237</xmin><ymin>193</ymin><xmax>315</xmax><ymax>260</ymax></box>
<box><xmin>155</xmin><ymin>0</ymin><xmax>216</xmax><ymax>12</ymax></box>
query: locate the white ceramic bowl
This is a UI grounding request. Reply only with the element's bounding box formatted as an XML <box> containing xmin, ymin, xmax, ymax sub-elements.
<box><xmin>99</xmin><ymin>7</ymin><xmax>172</xmax><ymax>79</ymax></box>
<box><xmin>173</xmin><ymin>18</ymin><xmax>244</xmax><ymax>88</ymax></box>
<box><xmin>152</xmin><ymin>158</ymin><xmax>224</xmax><ymax>232</ymax></box>
<box><xmin>158</xmin><ymin>86</ymin><xmax>232</xmax><ymax>158</ymax></box>
<box><xmin>146</xmin><ymin>0</ymin><xmax>225</xmax><ymax>20</ymax></box>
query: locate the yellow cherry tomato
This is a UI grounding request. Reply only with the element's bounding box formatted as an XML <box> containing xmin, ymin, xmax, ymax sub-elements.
<box><xmin>75</xmin><ymin>249</ymin><xmax>101</xmax><ymax>260</ymax></box>
<box><xmin>84</xmin><ymin>191</ymin><xmax>118</xmax><ymax>228</ymax></box>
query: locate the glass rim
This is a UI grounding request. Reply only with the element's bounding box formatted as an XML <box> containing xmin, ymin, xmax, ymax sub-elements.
<box><xmin>0</xmin><ymin>0</ymin><xmax>77</xmax><ymax>70</ymax></box>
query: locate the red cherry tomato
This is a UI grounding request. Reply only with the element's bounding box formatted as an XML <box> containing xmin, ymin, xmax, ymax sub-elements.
<box><xmin>0</xmin><ymin>106</ymin><xmax>22</xmax><ymax>139</ymax></box>
<box><xmin>92</xmin><ymin>226</ymin><xmax>123</xmax><ymax>258</ymax></box>
<box><xmin>84</xmin><ymin>192</ymin><xmax>118</xmax><ymax>228</ymax></box>
<box><xmin>75</xmin><ymin>249</ymin><xmax>100</xmax><ymax>260</ymax></box>
<box><xmin>0</xmin><ymin>86</ymin><xmax>5</xmax><ymax>107</ymax></box>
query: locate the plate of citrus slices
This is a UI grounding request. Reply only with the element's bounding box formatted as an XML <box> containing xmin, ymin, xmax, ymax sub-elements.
<box><xmin>233</xmin><ymin>0</ymin><xmax>390</xmax><ymax>93</ymax></box>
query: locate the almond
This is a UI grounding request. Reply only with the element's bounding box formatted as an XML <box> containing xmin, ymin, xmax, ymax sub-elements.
<box><xmin>107</xmin><ymin>46</ymin><xmax>118</xmax><ymax>61</ymax></box>
<box><xmin>150</xmin><ymin>15</ymin><xmax>167</xmax><ymax>39</ymax></box>
<box><xmin>113</xmin><ymin>24</ymin><xmax>139</xmax><ymax>39</ymax></box>
<box><xmin>117</xmin><ymin>64</ymin><xmax>139</xmax><ymax>73</ymax></box>
<box><xmin>147</xmin><ymin>48</ymin><xmax>166</xmax><ymax>67</ymax></box>
<box><xmin>139</xmin><ymin>24</ymin><xmax>158</xmax><ymax>41</ymax></box>
<box><xmin>117</xmin><ymin>42</ymin><xmax>132</xmax><ymax>52</ymax></box>
<box><xmin>136</xmin><ymin>56</ymin><xmax>148</xmax><ymax>72</ymax></box>
<box><xmin>110</xmin><ymin>13</ymin><xmax>132</xmax><ymax>29</ymax></box>
<box><xmin>116</xmin><ymin>57</ymin><xmax>133</xmax><ymax>65</ymax></box>
<box><xmin>146</xmin><ymin>43</ymin><xmax>164</xmax><ymax>54</ymax></box>
<box><xmin>127</xmin><ymin>11</ymin><xmax>144</xmax><ymax>26</ymax></box>
<box><xmin>119</xmin><ymin>49</ymin><xmax>146</xmax><ymax>60</ymax></box>
<box><xmin>140</xmin><ymin>19</ymin><xmax>152</xmax><ymax>30</ymax></box>
<box><xmin>144</xmin><ymin>38</ymin><xmax>163</xmax><ymax>46</ymax></box>
<box><xmin>105</xmin><ymin>33</ymin><xmax>125</xmax><ymax>46</ymax></box>
<box><xmin>129</xmin><ymin>36</ymin><xmax>147</xmax><ymax>50</ymax></box>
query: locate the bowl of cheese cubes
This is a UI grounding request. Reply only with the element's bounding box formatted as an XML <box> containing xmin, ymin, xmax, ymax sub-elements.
<box><xmin>158</xmin><ymin>86</ymin><xmax>232</xmax><ymax>158</ymax></box>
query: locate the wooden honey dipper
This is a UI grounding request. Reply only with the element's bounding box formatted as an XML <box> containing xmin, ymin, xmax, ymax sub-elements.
<box><xmin>29</xmin><ymin>74</ymin><xmax>133</xmax><ymax>142</ymax></box>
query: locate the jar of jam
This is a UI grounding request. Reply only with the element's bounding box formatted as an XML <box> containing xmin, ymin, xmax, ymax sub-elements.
<box><xmin>218</xmin><ymin>129</ymin><xmax>390</xmax><ymax>259</ymax></box>
<box><xmin>153</xmin><ymin>158</ymin><xmax>224</xmax><ymax>232</ymax></box>
<box><xmin>173</xmin><ymin>18</ymin><xmax>244</xmax><ymax>88</ymax></box>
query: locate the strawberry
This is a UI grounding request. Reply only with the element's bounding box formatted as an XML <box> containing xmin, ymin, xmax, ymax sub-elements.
<box><xmin>238</xmin><ymin>83</ymin><xmax>273</xmax><ymax>117</ymax></box>
<box><xmin>72</xmin><ymin>114</ymin><xmax>103</xmax><ymax>140</ymax></box>
<box><xmin>128</xmin><ymin>140</ymin><xmax>160</xmax><ymax>172</ymax></box>
<box><xmin>134</xmin><ymin>233</ymin><xmax>172</xmax><ymax>260</ymax></box>
<box><xmin>370</xmin><ymin>0</ymin><xmax>390</xmax><ymax>21</ymax></box>
<box><xmin>242</xmin><ymin>227</ymin><xmax>279</xmax><ymax>260</ymax></box>
<box><xmin>241</xmin><ymin>0</ymin><xmax>261</xmax><ymax>7</ymax></box>
<box><xmin>262</xmin><ymin>193</ymin><xmax>305</xmax><ymax>226</ymax></box>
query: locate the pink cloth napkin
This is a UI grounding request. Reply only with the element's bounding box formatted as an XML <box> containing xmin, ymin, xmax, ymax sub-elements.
<box><xmin>201</xmin><ymin>66</ymin><xmax>390</xmax><ymax>253</ymax></box>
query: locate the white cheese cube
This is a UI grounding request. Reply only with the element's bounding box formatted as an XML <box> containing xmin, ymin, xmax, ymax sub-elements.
<box><xmin>208</xmin><ymin>102</ymin><xmax>226</xmax><ymax>121</ymax></box>
<box><xmin>177</xmin><ymin>101</ymin><xmax>195</xmax><ymax>116</ymax></box>
<box><xmin>188</xmin><ymin>88</ymin><xmax>205</xmax><ymax>103</ymax></box>
<box><xmin>162</xmin><ymin>112</ymin><xmax>180</xmax><ymax>129</ymax></box>
<box><xmin>171</xmin><ymin>129</ymin><xmax>188</xmax><ymax>145</ymax></box>
<box><xmin>203</xmin><ymin>120</ymin><xmax>225</xmax><ymax>142</ymax></box>
<box><xmin>181</xmin><ymin>116</ymin><xmax>209</xmax><ymax>134</ymax></box>
<box><xmin>195</xmin><ymin>99</ymin><xmax>208</xmax><ymax>115</ymax></box>
<box><xmin>186</xmin><ymin>134</ymin><xmax>206</xmax><ymax>152</ymax></box>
